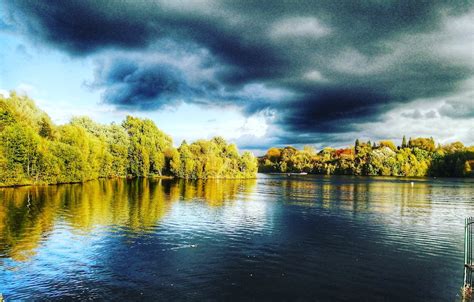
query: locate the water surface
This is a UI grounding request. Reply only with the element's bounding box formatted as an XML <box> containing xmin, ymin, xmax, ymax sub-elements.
<box><xmin>1</xmin><ymin>175</ymin><xmax>473</xmax><ymax>301</ymax></box>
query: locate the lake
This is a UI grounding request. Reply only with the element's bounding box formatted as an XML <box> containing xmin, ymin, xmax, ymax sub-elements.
<box><xmin>1</xmin><ymin>175</ymin><xmax>473</xmax><ymax>301</ymax></box>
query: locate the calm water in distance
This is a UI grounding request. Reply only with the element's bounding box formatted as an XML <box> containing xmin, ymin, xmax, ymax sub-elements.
<box><xmin>1</xmin><ymin>174</ymin><xmax>473</xmax><ymax>301</ymax></box>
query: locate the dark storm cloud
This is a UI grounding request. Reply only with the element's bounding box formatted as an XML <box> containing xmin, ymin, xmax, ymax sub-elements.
<box><xmin>91</xmin><ymin>59</ymin><xmax>192</xmax><ymax>110</ymax></box>
<box><xmin>4</xmin><ymin>0</ymin><xmax>474</xmax><ymax>144</ymax></box>
<box><xmin>274</xmin><ymin>88</ymin><xmax>391</xmax><ymax>134</ymax></box>
<box><xmin>88</xmin><ymin>53</ymin><xmax>279</xmax><ymax>111</ymax></box>
<box><xmin>2</xmin><ymin>1</ymin><xmax>160</xmax><ymax>53</ymax></box>
<box><xmin>269</xmin><ymin>53</ymin><xmax>471</xmax><ymax>139</ymax></box>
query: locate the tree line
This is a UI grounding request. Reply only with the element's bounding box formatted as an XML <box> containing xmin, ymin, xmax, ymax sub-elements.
<box><xmin>259</xmin><ymin>137</ymin><xmax>474</xmax><ymax>177</ymax></box>
<box><xmin>0</xmin><ymin>93</ymin><xmax>258</xmax><ymax>186</ymax></box>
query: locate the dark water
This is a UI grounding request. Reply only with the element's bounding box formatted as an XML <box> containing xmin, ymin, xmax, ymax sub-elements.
<box><xmin>1</xmin><ymin>175</ymin><xmax>473</xmax><ymax>301</ymax></box>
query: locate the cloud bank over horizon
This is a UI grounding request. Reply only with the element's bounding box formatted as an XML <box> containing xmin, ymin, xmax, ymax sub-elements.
<box><xmin>2</xmin><ymin>0</ymin><xmax>473</xmax><ymax>150</ymax></box>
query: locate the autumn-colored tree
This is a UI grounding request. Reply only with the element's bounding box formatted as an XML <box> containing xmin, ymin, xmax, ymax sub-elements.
<box><xmin>379</xmin><ymin>140</ymin><xmax>396</xmax><ymax>151</ymax></box>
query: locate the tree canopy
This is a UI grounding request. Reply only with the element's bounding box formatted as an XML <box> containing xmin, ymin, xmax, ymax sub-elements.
<box><xmin>0</xmin><ymin>93</ymin><xmax>257</xmax><ymax>186</ymax></box>
<box><xmin>260</xmin><ymin>139</ymin><xmax>474</xmax><ymax>178</ymax></box>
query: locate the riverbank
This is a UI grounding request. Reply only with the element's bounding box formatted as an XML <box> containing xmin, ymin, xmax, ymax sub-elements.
<box><xmin>0</xmin><ymin>174</ymin><xmax>262</xmax><ymax>188</ymax></box>
<box><xmin>0</xmin><ymin>175</ymin><xmax>171</xmax><ymax>188</ymax></box>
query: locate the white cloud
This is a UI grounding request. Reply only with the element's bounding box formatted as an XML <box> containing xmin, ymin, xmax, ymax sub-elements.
<box><xmin>205</xmin><ymin>113</ymin><xmax>269</xmax><ymax>142</ymax></box>
<box><xmin>330</xmin><ymin>47</ymin><xmax>404</xmax><ymax>76</ymax></box>
<box><xmin>303</xmin><ymin>70</ymin><xmax>326</xmax><ymax>82</ymax></box>
<box><xmin>360</xmin><ymin>95</ymin><xmax>474</xmax><ymax>146</ymax></box>
<box><xmin>237</xmin><ymin>116</ymin><xmax>268</xmax><ymax>138</ymax></box>
<box><xmin>0</xmin><ymin>89</ymin><xmax>9</xmax><ymax>97</ymax></box>
<box><xmin>401</xmin><ymin>109</ymin><xmax>438</xmax><ymax>119</ymax></box>
<box><xmin>270</xmin><ymin>17</ymin><xmax>330</xmax><ymax>39</ymax></box>
<box><xmin>437</xmin><ymin>11</ymin><xmax>474</xmax><ymax>64</ymax></box>
<box><xmin>16</xmin><ymin>83</ymin><xmax>37</xmax><ymax>95</ymax></box>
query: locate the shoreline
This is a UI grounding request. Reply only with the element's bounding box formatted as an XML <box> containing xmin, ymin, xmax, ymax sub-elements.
<box><xmin>261</xmin><ymin>172</ymin><xmax>473</xmax><ymax>180</ymax></box>
<box><xmin>1</xmin><ymin>172</ymin><xmax>471</xmax><ymax>189</ymax></box>
<box><xmin>0</xmin><ymin>175</ymin><xmax>259</xmax><ymax>188</ymax></box>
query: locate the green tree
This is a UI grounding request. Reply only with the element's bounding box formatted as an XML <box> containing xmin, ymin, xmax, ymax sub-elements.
<box><xmin>1</xmin><ymin>124</ymin><xmax>40</xmax><ymax>178</ymax></box>
<box><xmin>122</xmin><ymin>116</ymin><xmax>172</xmax><ymax>177</ymax></box>
<box><xmin>409</xmin><ymin>137</ymin><xmax>436</xmax><ymax>152</ymax></box>
<box><xmin>38</xmin><ymin>117</ymin><xmax>54</xmax><ymax>139</ymax></box>
<box><xmin>464</xmin><ymin>161</ymin><xmax>473</xmax><ymax>176</ymax></box>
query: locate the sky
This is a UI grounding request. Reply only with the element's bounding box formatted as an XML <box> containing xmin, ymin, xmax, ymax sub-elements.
<box><xmin>0</xmin><ymin>1</ymin><xmax>473</xmax><ymax>154</ymax></box>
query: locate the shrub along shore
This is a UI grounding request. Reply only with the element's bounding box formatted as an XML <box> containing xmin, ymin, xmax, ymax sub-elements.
<box><xmin>0</xmin><ymin>93</ymin><xmax>258</xmax><ymax>187</ymax></box>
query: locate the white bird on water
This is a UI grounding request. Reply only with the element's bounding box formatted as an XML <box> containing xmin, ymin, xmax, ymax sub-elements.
<box><xmin>410</xmin><ymin>182</ymin><xmax>414</xmax><ymax>186</ymax></box>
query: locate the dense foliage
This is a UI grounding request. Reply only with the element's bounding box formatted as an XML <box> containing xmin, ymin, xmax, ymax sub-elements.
<box><xmin>171</xmin><ymin>137</ymin><xmax>257</xmax><ymax>179</ymax></box>
<box><xmin>260</xmin><ymin>136</ymin><xmax>474</xmax><ymax>177</ymax></box>
<box><xmin>0</xmin><ymin>93</ymin><xmax>257</xmax><ymax>186</ymax></box>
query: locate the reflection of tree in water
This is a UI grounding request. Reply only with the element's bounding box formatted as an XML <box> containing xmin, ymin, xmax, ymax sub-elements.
<box><xmin>64</xmin><ymin>179</ymin><xmax>171</xmax><ymax>232</ymax></box>
<box><xmin>0</xmin><ymin>178</ymin><xmax>256</xmax><ymax>261</ymax></box>
<box><xmin>278</xmin><ymin>176</ymin><xmax>434</xmax><ymax>214</ymax></box>
<box><xmin>0</xmin><ymin>186</ymin><xmax>62</xmax><ymax>261</ymax></box>
<box><xmin>171</xmin><ymin>178</ymin><xmax>256</xmax><ymax>206</ymax></box>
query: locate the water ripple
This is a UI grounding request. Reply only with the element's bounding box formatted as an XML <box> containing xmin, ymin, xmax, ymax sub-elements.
<box><xmin>0</xmin><ymin>176</ymin><xmax>473</xmax><ymax>301</ymax></box>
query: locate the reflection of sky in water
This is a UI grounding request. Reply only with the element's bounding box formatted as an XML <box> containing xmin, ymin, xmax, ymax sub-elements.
<box><xmin>164</xmin><ymin>200</ymin><xmax>271</xmax><ymax>235</ymax></box>
<box><xmin>0</xmin><ymin>176</ymin><xmax>473</xmax><ymax>301</ymax></box>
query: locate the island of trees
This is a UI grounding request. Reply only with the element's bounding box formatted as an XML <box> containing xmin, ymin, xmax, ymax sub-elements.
<box><xmin>0</xmin><ymin>93</ymin><xmax>258</xmax><ymax>186</ymax></box>
<box><xmin>259</xmin><ymin>138</ymin><xmax>474</xmax><ymax>177</ymax></box>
